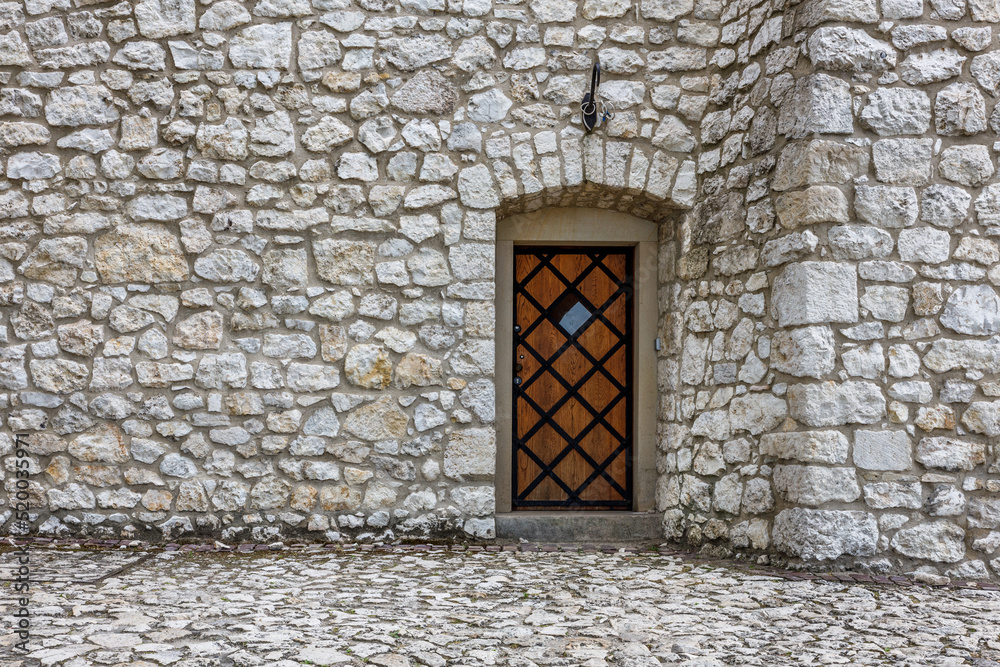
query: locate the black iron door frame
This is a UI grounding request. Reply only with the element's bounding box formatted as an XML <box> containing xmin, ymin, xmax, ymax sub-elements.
<box><xmin>511</xmin><ymin>245</ymin><xmax>635</xmax><ymax>510</ymax></box>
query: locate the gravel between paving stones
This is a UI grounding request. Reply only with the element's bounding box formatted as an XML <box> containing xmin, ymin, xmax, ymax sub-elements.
<box><xmin>2</xmin><ymin>545</ymin><xmax>1000</xmax><ymax>666</ymax></box>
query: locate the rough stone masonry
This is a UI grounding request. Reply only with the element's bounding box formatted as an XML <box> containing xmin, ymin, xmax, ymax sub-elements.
<box><xmin>0</xmin><ymin>0</ymin><xmax>999</xmax><ymax>580</ymax></box>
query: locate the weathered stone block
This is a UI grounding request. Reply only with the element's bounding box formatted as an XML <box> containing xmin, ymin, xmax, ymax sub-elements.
<box><xmin>314</xmin><ymin>240</ymin><xmax>375</xmax><ymax>286</ymax></box>
<box><xmin>344</xmin><ymin>345</ymin><xmax>392</xmax><ymax>390</ymax></box>
<box><xmin>807</xmin><ymin>27</ymin><xmax>894</xmax><ymax>72</ymax></box>
<box><xmin>286</xmin><ymin>364</ymin><xmax>340</xmax><ymax>392</ymax></box>
<box><xmin>195</xmin><ymin>118</ymin><xmax>248</xmax><ymax>161</ymax></box>
<box><xmin>173</xmin><ymin>311</ymin><xmax>223</xmax><ymax>350</ymax></box>
<box><xmin>229</xmin><ymin>23</ymin><xmax>292</xmax><ymax>69</ymax></box>
<box><xmin>773</xmin><ymin>465</ymin><xmax>861</xmax><ymax>506</ymax></box>
<box><xmin>777</xmin><ymin>74</ymin><xmax>853</xmax><ymax>139</ymax></box>
<box><xmin>863</xmin><ymin>481</ymin><xmax>922</xmax><ymax>510</ymax></box>
<box><xmin>195</xmin><ymin>353</ymin><xmax>247</xmax><ymax>390</ymax></box>
<box><xmin>69</xmin><ymin>425</ymin><xmax>128</xmax><ymax>464</ymax></box>
<box><xmin>829</xmin><ymin>226</ymin><xmax>894</xmax><ymax>260</ymax></box>
<box><xmin>916</xmin><ymin>436</ymin><xmax>987</xmax><ymax>470</ymax></box>
<box><xmin>969</xmin><ymin>498</ymin><xmax>1000</xmax><ymax>529</ymax></box>
<box><xmin>395</xmin><ymin>352</ymin><xmax>443</xmax><ymax>388</ymax></box>
<box><xmin>924</xmin><ymin>338</ymin><xmax>1000</xmax><ymax>374</ymax></box>
<box><xmin>940</xmin><ymin>285</ymin><xmax>1000</xmax><ymax>336</ymax></box>
<box><xmin>48</xmin><ymin>484</ymin><xmax>96</xmax><ymax>511</ymax></box>
<box><xmin>854</xmin><ymin>186</ymin><xmax>918</xmax><ymax>228</ymax></box>
<box><xmin>690</xmin><ymin>410</ymin><xmax>730</xmax><ymax>441</ymax></box>
<box><xmin>29</xmin><ymin>359</ymin><xmax>88</xmax><ymax>394</ymax></box>
<box><xmin>444</xmin><ymin>428</ymin><xmax>496</xmax><ymax>479</ymax></box>
<box><xmin>193</xmin><ymin>249</ymin><xmax>259</xmax><ymax>283</ymax></box>
<box><xmin>788</xmin><ymin>381</ymin><xmax>886</xmax><ymax>426</ymax></box>
<box><xmin>771</xmin><ymin>140</ymin><xmax>869</xmax><ymax>192</ymax></box>
<box><xmin>860</xmin><ymin>88</ymin><xmax>931</xmax><ymax>136</ymax></box>
<box><xmin>342</xmin><ymin>397</ymin><xmax>409</xmax><ymax>441</ymax></box>
<box><xmin>873</xmin><ymin>138</ymin><xmax>933</xmax><ymax>185</ymax></box>
<box><xmin>687</xmin><ymin>191</ymin><xmax>745</xmax><ymax>245</ymax></box>
<box><xmin>760</xmin><ymin>431</ymin><xmax>849</xmax><ymax>464</ymax></box>
<box><xmin>95</xmin><ymin>225</ymin><xmax>188</xmax><ymax>284</ymax></box>
<box><xmin>45</xmin><ymin>86</ymin><xmax>119</xmax><ymax>127</ymax></box>
<box><xmin>897</xmin><ymin>227</ymin><xmax>951</xmax><ymax>264</ymax></box>
<box><xmin>728</xmin><ymin>393</ymin><xmax>787</xmax><ymax>435</ymax></box>
<box><xmin>640</xmin><ymin>0</ymin><xmax>693</xmax><ymax>21</ymax></box>
<box><xmin>891</xmin><ymin>522</ymin><xmax>966</xmax><ymax>562</ymax></box>
<box><xmin>939</xmin><ymin>145</ymin><xmax>994</xmax><ymax>187</ymax></box>
<box><xmin>392</xmin><ymin>71</ymin><xmax>459</xmax><ymax>114</ymax></box>
<box><xmin>770</xmin><ymin>326</ymin><xmax>836</xmax><ymax>378</ymax></box>
<box><xmin>775</xmin><ymin>186</ymin><xmax>849</xmax><ymax>230</ymax></box>
<box><xmin>773</xmin><ymin>509</ymin><xmax>878</xmax><ymax>560</ymax></box>
<box><xmin>899</xmin><ymin>49</ymin><xmax>966</xmax><ymax>85</ymax></box>
<box><xmin>135</xmin><ymin>0</ymin><xmax>196</xmax><ymax>38</ymax></box>
<box><xmin>860</xmin><ymin>286</ymin><xmax>908</xmax><ymax>323</ymax></box>
<box><xmin>853</xmin><ymin>430</ymin><xmax>912</xmax><ymax>471</ymax></box>
<box><xmin>771</xmin><ymin>262</ymin><xmax>858</xmax><ymax>326</ymax></box>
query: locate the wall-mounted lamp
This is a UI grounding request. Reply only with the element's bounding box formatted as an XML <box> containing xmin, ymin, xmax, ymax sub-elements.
<box><xmin>581</xmin><ymin>61</ymin><xmax>615</xmax><ymax>133</ymax></box>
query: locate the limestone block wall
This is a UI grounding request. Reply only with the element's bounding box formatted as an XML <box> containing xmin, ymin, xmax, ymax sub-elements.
<box><xmin>2</xmin><ymin>0</ymin><xmax>999</xmax><ymax>581</ymax></box>
<box><xmin>0</xmin><ymin>0</ymin><xmax>704</xmax><ymax>544</ymax></box>
<box><xmin>661</xmin><ymin>0</ymin><xmax>1000</xmax><ymax>580</ymax></box>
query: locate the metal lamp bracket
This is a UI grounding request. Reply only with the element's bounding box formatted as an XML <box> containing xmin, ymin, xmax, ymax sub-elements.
<box><xmin>581</xmin><ymin>61</ymin><xmax>615</xmax><ymax>133</ymax></box>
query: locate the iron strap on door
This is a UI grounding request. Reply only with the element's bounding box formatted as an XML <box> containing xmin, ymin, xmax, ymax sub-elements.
<box><xmin>512</xmin><ymin>247</ymin><xmax>634</xmax><ymax>510</ymax></box>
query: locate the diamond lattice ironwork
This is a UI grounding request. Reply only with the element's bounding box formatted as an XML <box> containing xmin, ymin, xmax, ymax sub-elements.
<box><xmin>513</xmin><ymin>248</ymin><xmax>634</xmax><ymax>510</ymax></box>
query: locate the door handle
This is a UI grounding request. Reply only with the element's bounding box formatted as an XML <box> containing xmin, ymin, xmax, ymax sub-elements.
<box><xmin>513</xmin><ymin>363</ymin><xmax>523</xmax><ymax>372</ymax></box>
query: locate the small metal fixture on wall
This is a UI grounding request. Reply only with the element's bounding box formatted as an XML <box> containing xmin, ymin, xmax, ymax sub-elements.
<box><xmin>581</xmin><ymin>61</ymin><xmax>615</xmax><ymax>133</ymax></box>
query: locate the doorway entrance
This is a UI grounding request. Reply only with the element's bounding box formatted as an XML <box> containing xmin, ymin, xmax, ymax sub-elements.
<box><xmin>494</xmin><ymin>208</ymin><xmax>659</xmax><ymax>527</ymax></box>
<box><xmin>512</xmin><ymin>247</ymin><xmax>634</xmax><ymax>510</ymax></box>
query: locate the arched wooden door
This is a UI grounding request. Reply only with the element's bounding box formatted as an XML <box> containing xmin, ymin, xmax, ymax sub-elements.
<box><xmin>512</xmin><ymin>246</ymin><xmax>634</xmax><ymax>510</ymax></box>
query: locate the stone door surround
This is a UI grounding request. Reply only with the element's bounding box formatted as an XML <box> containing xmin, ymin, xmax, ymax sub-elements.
<box><xmin>495</xmin><ymin>208</ymin><xmax>658</xmax><ymax>515</ymax></box>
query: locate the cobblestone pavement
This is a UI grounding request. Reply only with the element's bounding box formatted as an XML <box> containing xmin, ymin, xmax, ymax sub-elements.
<box><xmin>2</xmin><ymin>546</ymin><xmax>1000</xmax><ymax>666</ymax></box>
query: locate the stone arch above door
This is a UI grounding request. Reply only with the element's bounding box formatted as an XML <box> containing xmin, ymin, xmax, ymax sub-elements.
<box><xmin>486</xmin><ymin>136</ymin><xmax>698</xmax><ymax>224</ymax></box>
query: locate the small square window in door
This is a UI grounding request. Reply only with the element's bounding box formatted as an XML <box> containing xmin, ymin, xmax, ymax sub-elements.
<box><xmin>512</xmin><ymin>247</ymin><xmax>634</xmax><ymax>510</ymax></box>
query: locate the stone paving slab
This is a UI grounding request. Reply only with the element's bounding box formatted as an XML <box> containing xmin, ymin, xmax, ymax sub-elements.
<box><xmin>7</xmin><ymin>537</ymin><xmax>1000</xmax><ymax>591</ymax></box>
<box><xmin>2</xmin><ymin>547</ymin><xmax>1000</xmax><ymax>666</ymax></box>
<box><xmin>0</xmin><ymin>550</ymin><xmax>149</xmax><ymax>584</ymax></box>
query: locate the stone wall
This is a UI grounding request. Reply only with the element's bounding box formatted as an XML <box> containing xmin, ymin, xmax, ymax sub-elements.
<box><xmin>1</xmin><ymin>0</ymin><xmax>999</xmax><ymax>580</ymax></box>
<box><xmin>0</xmin><ymin>0</ymin><xmax>699</xmax><ymax>545</ymax></box>
<box><xmin>661</xmin><ymin>0</ymin><xmax>1000</xmax><ymax>581</ymax></box>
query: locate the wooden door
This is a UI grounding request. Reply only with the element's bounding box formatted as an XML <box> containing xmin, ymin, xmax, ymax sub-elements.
<box><xmin>512</xmin><ymin>247</ymin><xmax>633</xmax><ymax>510</ymax></box>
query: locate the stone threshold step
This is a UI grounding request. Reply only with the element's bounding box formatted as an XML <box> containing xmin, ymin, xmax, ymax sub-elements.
<box><xmin>495</xmin><ymin>511</ymin><xmax>663</xmax><ymax>543</ymax></box>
